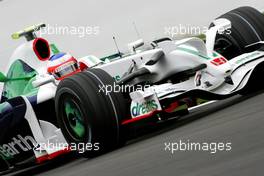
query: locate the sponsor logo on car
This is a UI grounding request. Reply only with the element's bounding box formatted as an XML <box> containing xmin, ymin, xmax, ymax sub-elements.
<box><xmin>131</xmin><ymin>100</ymin><xmax>159</xmax><ymax>117</ymax></box>
<box><xmin>0</xmin><ymin>135</ymin><xmax>37</xmax><ymax>159</ymax></box>
<box><xmin>210</xmin><ymin>57</ymin><xmax>227</xmax><ymax>66</ymax></box>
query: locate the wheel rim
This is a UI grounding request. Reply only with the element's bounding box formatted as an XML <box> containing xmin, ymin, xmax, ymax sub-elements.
<box><xmin>63</xmin><ymin>98</ymin><xmax>86</xmax><ymax>140</ymax></box>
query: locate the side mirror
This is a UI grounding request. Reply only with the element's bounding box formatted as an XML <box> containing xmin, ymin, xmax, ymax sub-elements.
<box><xmin>206</xmin><ymin>18</ymin><xmax>231</xmax><ymax>56</ymax></box>
<box><xmin>128</xmin><ymin>39</ymin><xmax>144</xmax><ymax>53</ymax></box>
<box><xmin>0</xmin><ymin>72</ymin><xmax>7</xmax><ymax>82</ymax></box>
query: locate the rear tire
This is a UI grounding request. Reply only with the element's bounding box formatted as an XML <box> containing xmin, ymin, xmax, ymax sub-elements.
<box><xmin>212</xmin><ymin>6</ymin><xmax>264</xmax><ymax>59</ymax></box>
<box><xmin>55</xmin><ymin>69</ymin><xmax>128</xmax><ymax>157</ymax></box>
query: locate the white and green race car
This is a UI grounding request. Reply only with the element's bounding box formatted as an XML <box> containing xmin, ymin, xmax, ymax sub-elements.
<box><xmin>1</xmin><ymin>6</ymin><xmax>264</xmax><ymax>174</ymax></box>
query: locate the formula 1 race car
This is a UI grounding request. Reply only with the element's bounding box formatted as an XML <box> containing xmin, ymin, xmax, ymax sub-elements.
<box><xmin>1</xmin><ymin>6</ymin><xmax>264</xmax><ymax>173</ymax></box>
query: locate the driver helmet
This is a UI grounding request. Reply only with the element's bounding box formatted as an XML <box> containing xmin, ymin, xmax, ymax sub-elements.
<box><xmin>47</xmin><ymin>53</ymin><xmax>80</xmax><ymax>80</ymax></box>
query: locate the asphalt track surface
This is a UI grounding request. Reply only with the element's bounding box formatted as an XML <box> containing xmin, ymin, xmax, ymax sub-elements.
<box><xmin>6</xmin><ymin>91</ymin><xmax>264</xmax><ymax>176</ymax></box>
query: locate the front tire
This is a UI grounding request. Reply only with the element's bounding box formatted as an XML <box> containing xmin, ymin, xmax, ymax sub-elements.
<box><xmin>55</xmin><ymin>69</ymin><xmax>128</xmax><ymax>156</ymax></box>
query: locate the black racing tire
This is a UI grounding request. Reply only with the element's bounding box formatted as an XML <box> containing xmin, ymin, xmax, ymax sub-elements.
<box><xmin>87</xmin><ymin>69</ymin><xmax>130</xmax><ymax>146</ymax></box>
<box><xmin>234</xmin><ymin>7</ymin><xmax>264</xmax><ymax>40</ymax></box>
<box><xmin>239</xmin><ymin>62</ymin><xmax>264</xmax><ymax>95</ymax></box>
<box><xmin>211</xmin><ymin>6</ymin><xmax>264</xmax><ymax>59</ymax></box>
<box><xmin>55</xmin><ymin>68</ymin><xmax>128</xmax><ymax>157</ymax></box>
